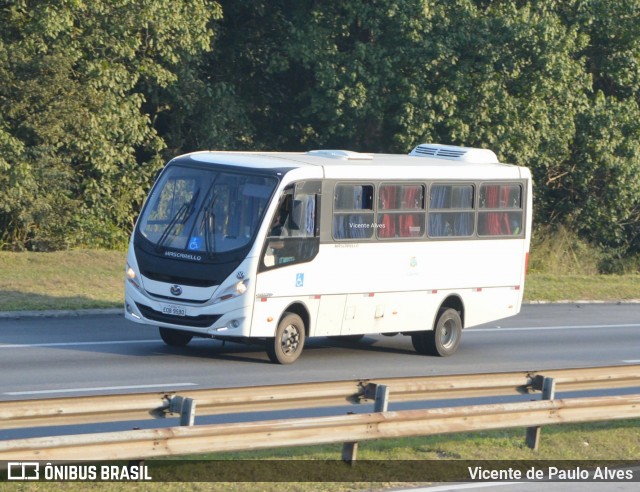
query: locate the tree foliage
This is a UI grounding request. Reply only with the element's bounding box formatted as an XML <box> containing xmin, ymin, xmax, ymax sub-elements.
<box><xmin>1</xmin><ymin>0</ymin><xmax>640</xmax><ymax>257</ymax></box>
<box><xmin>210</xmin><ymin>0</ymin><xmax>640</xmax><ymax>255</ymax></box>
<box><xmin>0</xmin><ymin>0</ymin><xmax>221</xmax><ymax>249</ymax></box>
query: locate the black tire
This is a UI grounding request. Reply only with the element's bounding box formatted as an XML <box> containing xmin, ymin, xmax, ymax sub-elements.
<box><xmin>266</xmin><ymin>313</ymin><xmax>306</xmax><ymax>364</ymax></box>
<box><xmin>159</xmin><ymin>327</ymin><xmax>193</xmax><ymax>347</ymax></box>
<box><xmin>423</xmin><ymin>308</ymin><xmax>462</xmax><ymax>356</ymax></box>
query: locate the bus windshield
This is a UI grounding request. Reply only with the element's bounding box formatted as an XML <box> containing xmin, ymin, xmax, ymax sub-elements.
<box><xmin>138</xmin><ymin>164</ymin><xmax>277</xmax><ymax>255</ymax></box>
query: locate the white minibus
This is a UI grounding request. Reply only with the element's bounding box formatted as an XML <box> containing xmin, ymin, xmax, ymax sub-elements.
<box><xmin>125</xmin><ymin>144</ymin><xmax>532</xmax><ymax>363</ymax></box>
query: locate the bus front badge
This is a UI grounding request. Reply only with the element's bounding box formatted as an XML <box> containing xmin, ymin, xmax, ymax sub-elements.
<box><xmin>170</xmin><ymin>285</ymin><xmax>183</xmax><ymax>296</ymax></box>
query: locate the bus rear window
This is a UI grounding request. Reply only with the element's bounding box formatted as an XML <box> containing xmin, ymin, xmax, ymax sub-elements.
<box><xmin>478</xmin><ymin>183</ymin><xmax>523</xmax><ymax>236</ymax></box>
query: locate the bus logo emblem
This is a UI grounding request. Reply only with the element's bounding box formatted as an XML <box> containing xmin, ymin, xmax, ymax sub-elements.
<box><xmin>170</xmin><ymin>285</ymin><xmax>183</xmax><ymax>296</ymax></box>
<box><xmin>8</xmin><ymin>462</ymin><xmax>39</xmax><ymax>480</ymax></box>
<box><xmin>296</xmin><ymin>273</ymin><xmax>304</xmax><ymax>287</ymax></box>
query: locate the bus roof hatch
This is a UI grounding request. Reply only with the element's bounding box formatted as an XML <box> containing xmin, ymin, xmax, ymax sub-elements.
<box><xmin>306</xmin><ymin>150</ymin><xmax>373</xmax><ymax>160</ymax></box>
<box><xmin>409</xmin><ymin>143</ymin><xmax>499</xmax><ymax>164</ymax></box>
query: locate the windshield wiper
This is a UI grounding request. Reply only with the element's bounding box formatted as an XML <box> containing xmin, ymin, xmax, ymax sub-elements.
<box><xmin>156</xmin><ymin>190</ymin><xmax>200</xmax><ymax>251</ymax></box>
<box><xmin>187</xmin><ymin>174</ymin><xmax>221</xmax><ymax>256</ymax></box>
<box><xmin>203</xmin><ymin>195</ymin><xmax>217</xmax><ymax>255</ymax></box>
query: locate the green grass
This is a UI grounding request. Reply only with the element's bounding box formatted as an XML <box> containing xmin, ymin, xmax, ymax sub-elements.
<box><xmin>525</xmin><ymin>273</ymin><xmax>640</xmax><ymax>302</ymax></box>
<box><xmin>167</xmin><ymin>418</ymin><xmax>640</xmax><ymax>462</ymax></box>
<box><xmin>3</xmin><ymin>420</ymin><xmax>639</xmax><ymax>490</ymax></box>
<box><xmin>0</xmin><ymin>249</ymin><xmax>638</xmax><ymax>312</ymax></box>
<box><xmin>0</xmin><ymin>250</ymin><xmax>125</xmax><ymax>311</ymax></box>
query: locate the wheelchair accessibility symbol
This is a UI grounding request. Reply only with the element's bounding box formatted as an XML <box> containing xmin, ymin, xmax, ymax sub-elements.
<box><xmin>188</xmin><ymin>236</ymin><xmax>202</xmax><ymax>251</ymax></box>
<box><xmin>295</xmin><ymin>273</ymin><xmax>304</xmax><ymax>287</ymax></box>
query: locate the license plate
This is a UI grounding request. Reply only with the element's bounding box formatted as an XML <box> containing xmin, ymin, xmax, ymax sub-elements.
<box><xmin>161</xmin><ymin>304</ymin><xmax>186</xmax><ymax>317</ymax></box>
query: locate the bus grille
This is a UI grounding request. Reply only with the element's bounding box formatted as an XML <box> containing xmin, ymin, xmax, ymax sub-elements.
<box><xmin>136</xmin><ymin>303</ymin><xmax>222</xmax><ymax>328</ymax></box>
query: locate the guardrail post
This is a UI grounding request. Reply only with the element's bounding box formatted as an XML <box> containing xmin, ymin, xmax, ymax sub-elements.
<box><xmin>341</xmin><ymin>439</ymin><xmax>359</xmax><ymax>464</ymax></box>
<box><xmin>170</xmin><ymin>396</ymin><xmax>197</xmax><ymax>426</ymax></box>
<box><xmin>525</xmin><ymin>377</ymin><xmax>556</xmax><ymax>450</ymax></box>
<box><xmin>130</xmin><ymin>395</ymin><xmax>196</xmax><ymax>465</ymax></box>
<box><xmin>180</xmin><ymin>398</ymin><xmax>196</xmax><ymax>427</ymax></box>
<box><xmin>375</xmin><ymin>384</ymin><xmax>390</xmax><ymax>412</ymax></box>
<box><xmin>342</xmin><ymin>384</ymin><xmax>389</xmax><ymax>464</ymax></box>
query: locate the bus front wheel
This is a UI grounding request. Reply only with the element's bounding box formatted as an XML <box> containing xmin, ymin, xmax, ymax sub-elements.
<box><xmin>266</xmin><ymin>313</ymin><xmax>306</xmax><ymax>364</ymax></box>
<box><xmin>159</xmin><ymin>327</ymin><xmax>193</xmax><ymax>347</ymax></box>
<box><xmin>414</xmin><ymin>308</ymin><xmax>462</xmax><ymax>357</ymax></box>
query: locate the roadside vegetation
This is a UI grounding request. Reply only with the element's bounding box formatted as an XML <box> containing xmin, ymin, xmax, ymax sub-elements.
<box><xmin>3</xmin><ymin>1</ymin><xmax>640</xmax><ymax>266</ymax></box>
<box><xmin>525</xmin><ymin>225</ymin><xmax>640</xmax><ymax>302</ymax></box>
<box><xmin>0</xmin><ymin>249</ymin><xmax>124</xmax><ymax>311</ymax></box>
<box><xmin>0</xmin><ymin>226</ymin><xmax>638</xmax><ymax>312</ymax></box>
<box><xmin>4</xmin><ymin>419</ymin><xmax>639</xmax><ymax>490</ymax></box>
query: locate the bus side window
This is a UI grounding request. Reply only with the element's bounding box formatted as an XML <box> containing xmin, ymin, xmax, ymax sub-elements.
<box><xmin>377</xmin><ymin>184</ymin><xmax>425</xmax><ymax>239</ymax></box>
<box><xmin>478</xmin><ymin>184</ymin><xmax>523</xmax><ymax>236</ymax></box>
<box><xmin>289</xmin><ymin>195</ymin><xmax>316</xmax><ymax>237</ymax></box>
<box><xmin>268</xmin><ymin>194</ymin><xmax>292</xmax><ymax>239</ymax></box>
<box><xmin>261</xmin><ymin>189</ymin><xmax>319</xmax><ymax>269</ymax></box>
<box><xmin>428</xmin><ymin>184</ymin><xmax>474</xmax><ymax>237</ymax></box>
<box><xmin>333</xmin><ymin>184</ymin><xmax>375</xmax><ymax>240</ymax></box>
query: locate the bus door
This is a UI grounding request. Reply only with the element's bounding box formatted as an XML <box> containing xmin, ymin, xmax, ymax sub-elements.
<box><xmin>254</xmin><ymin>181</ymin><xmax>321</xmax><ymax>336</ymax></box>
<box><xmin>261</xmin><ymin>181</ymin><xmax>321</xmax><ymax>268</ymax></box>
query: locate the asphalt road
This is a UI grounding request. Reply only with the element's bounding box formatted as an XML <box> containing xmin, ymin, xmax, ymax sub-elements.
<box><xmin>1</xmin><ymin>303</ymin><xmax>639</xmax><ymax>491</ymax></box>
<box><xmin>1</xmin><ymin>303</ymin><xmax>639</xmax><ymax>400</ymax></box>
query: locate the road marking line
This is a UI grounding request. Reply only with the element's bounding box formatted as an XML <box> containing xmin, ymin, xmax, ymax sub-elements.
<box><xmin>0</xmin><ymin>340</ymin><xmax>159</xmax><ymax>348</ymax></box>
<box><xmin>1</xmin><ymin>324</ymin><xmax>637</xmax><ymax>348</ymax></box>
<box><xmin>622</xmin><ymin>360</ymin><xmax>640</xmax><ymax>363</ymax></box>
<box><xmin>472</xmin><ymin>323</ymin><xmax>640</xmax><ymax>333</ymax></box>
<box><xmin>408</xmin><ymin>482</ymin><xmax>528</xmax><ymax>491</ymax></box>
<box><xmin>4</xmin><ymin>383</ymin><xmax>197</xmax><ymax>396</ymax></box>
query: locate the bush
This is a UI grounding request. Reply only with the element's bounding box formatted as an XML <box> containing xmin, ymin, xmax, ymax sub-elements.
<box><xmin>530</xmin><ymin>225</ymin><xmax>640</xmax><ymax>275</ymax></box>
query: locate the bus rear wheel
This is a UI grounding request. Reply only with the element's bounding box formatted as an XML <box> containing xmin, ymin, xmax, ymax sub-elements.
<box><xmin>266</xmin><ymin>313</ymin><xmax>306</xmax><ymax>364</ymax></box>
<box><xmin>414</xmin><ymin>308</ymin><xmax>462</xmax><ymax>357</ymax></box>
<box><xmin>159</xmin><ymin>327</ymin><xmax>193</xmax><ymax>347</ymax></box>
<box><xmin>411</xmin><ymin>332</ymin><xmax>427</xmax><ymax>354</ymax></box>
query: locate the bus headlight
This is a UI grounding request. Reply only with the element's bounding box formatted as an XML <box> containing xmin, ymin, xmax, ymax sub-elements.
<box><xmin>126</xmin><ymin>263</ymin><xmax>142</xmax><ymax>290</ymax></box>
<box><xmin>213</xmin><ymin>279</ymin><xmax>249</xmax><ymax>304</ymax></box>
<box><xmin>235</xmin><ymin>280</ymin><xmax>247</xmax><ymax>295</ymax></box>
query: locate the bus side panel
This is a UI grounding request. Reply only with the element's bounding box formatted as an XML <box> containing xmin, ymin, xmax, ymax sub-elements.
<box><xmin>341</xmin><ymin>293</ymin><xmax>376</xmax><ymax>335</ymax></box>
<box><xmin>315</xmin><ymin>295</ymin><xmax>347</xmax><ymax>336</ymax></box>
<box><xmin>250</xmin><ymin>293</ymin><xmax>320</xmax><ymax>338</ymax></box>
<box><xmin>461</xmin><ymin>287</ymin><xmax>522</xmax><ymax>328</ymax></box>
<box><xmin>339</xmin><ymin>291</ymin><xmax>440</xmax><ymax>335</ymax></box>
<box><xmin>250</xmin><ymin>235</ymin><xmax>528</xmax><ymax>337</ymax></box>
<box><xmin>251</xmin><ymin>264</ymin><xmax>321</xmax><ymax>337</ymax></box>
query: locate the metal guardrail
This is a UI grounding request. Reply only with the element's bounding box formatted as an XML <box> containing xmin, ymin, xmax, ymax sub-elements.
<box><xmin>1</xmin><ymin>394</ymin><xmax>639</xmax><ymax>461</ymax></box>
<box><xmin>1</xmin><ymin>365</ymin><xmax>639</xmax><ymax>430</ymax></box>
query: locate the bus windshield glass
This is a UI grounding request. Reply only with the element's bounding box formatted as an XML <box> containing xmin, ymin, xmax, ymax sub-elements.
<box><xmin>138</xmin><ymin>165</ymin><xmax>277</xmax><ymax>255</ymax></box>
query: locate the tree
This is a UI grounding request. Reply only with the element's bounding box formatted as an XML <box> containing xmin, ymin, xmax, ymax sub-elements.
<box><xmin>212</xmin><ymin>1</ymin><xmax>589</xmax><ymax>212</ymax></box>
<box><xmin>555</xmin><ymin>0</ymin><xmax>640</xmax><ymax>253</ymax></box>
<box><xmin>212</xmin><ymin>0</ymin><xmax>640</xmax><ymax>254</ymax></box>
<box><xmin>3</xmin><ymin>0</ymin><xmax>640</xmax><ymax>256</ymax></box>
<box><xmin>0</xmin><ymin>0</ymin><xmax>221</xmax><ymax>249</ymax></box>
